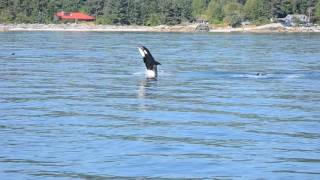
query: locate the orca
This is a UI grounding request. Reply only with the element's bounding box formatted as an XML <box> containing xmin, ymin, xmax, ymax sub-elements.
<box><xmin>138</xmin><ymin>46</ymin><xmax>161</xmax><ymax>78</ymax></box>
<box><xmin>256</xmin><ymin>73</ymin><xmax>265</xmax><ymax>76</ymax></box>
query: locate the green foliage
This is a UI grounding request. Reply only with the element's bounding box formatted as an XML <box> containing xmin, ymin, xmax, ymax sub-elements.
<box><xmin>100</xmin><ymin>0</ymin><xmax>132</xmax><ymax>25</ymax></box>
<box><xmin>127</xmin><ymin>0</ymin><xmax>143</xmax><ymax>25</ymax></box>
<box><xmin>0</xmin><ymin>0</ymin><xmax>318</xmax><ymax>25</ymax></box>
<box><xmin>206</xmin><ymin>0</ymin><xmax>244</xmax><ymax>26</ymax></box>
<box><xmin>206</xmin><ymin>0</ymin><xmax>225</xmax><ymax>23</ymax></box>
<box><xmin>244</xmin><ymin>0</ymin><xmax>271</xmax><ymax>24</ymax></box>
<box><xmin>315</xmin><ymin>1</ymin><xmax>320</xmax><ymax>23</ymax></box>
<box><xmin>163</xmin><ymin>1</ymin><xmax>182</xmax><ymax>25</ymax></box>
<box><xmin>192</xmin><ymin>0</ymin><xmax>208</xmax><ymax>18</ymax></box>
<box><xmin>271</xmin><ymin>0</ymin><xmax>290</xmax><ymax>18</ymax></box>
<box><xmin>179</xmin><ymin>0</ymin><xmax>194</xmax><ymax>22</ymax></box>
<box><xmin>223</xmin><ymin>2</ymin><xmax>243</xmax><ymax>27</ymax></box>
<box><xmin>145</xmin><ymin>14</ymin><xmax>160</xmax><ymax>26</ymax></box>
<box><xmin>95</xmin><ymin>17</ymin><xmax>111</xmax><ymax>25</ymax></box>
<box><xmin>0</xmin><ymin>9</ymin><xmax>14</xmax><ymax>23</ymax></box>
<box><xmin>270</xmin><ymin>0</ymin><xmax>319</xmax><ymax>19</ymax></box>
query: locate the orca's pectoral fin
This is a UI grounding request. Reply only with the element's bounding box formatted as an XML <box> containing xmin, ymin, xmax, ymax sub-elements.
<box><xmin>155</xmin><ymin>61</ymin><xmax>161</xmax><ymax>65</ymax></box>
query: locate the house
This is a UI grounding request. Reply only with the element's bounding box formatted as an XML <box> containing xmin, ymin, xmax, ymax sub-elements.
<box><xmin>55</xmin><ymin>11</ymin><xmax>95</xmax><ymax>22</ymax></box>
<box><xmin>195</xmin><ymin>23</ymin><xmax>210</xmax><ymax>32</ymax></box>
<box><xmin>279</xmin><ymin>14</ymin><xmax>309</xmax><ymax>27</ymax></box>
<box><xmin>196</xmin><ymin>18</ymin><xmax>209</xmax><ymax>25</ymax></box>
<box><xmin>195</xmin><ymin>18</ymin><xmax>210</xmax><ymax>32</ymax></box>
<box><xmin>241</xmin><ymin>21</ymin><xmax>251</xmax><ymax>26</ymax></box>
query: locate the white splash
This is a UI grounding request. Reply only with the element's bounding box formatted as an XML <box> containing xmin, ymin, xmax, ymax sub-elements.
<box><xmin>286</xmin><ymin>74</ymin><xmax>301</xmax><ymax>79</ymax></box>
<box><xmin>146</xmin><ymin>70</ymin><xmax>156</xmax><ymax>78</ymax></box>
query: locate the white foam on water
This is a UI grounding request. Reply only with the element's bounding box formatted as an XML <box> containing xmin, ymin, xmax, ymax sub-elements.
<box><xmin>133</xmin><ymin>69</ymin><xmax>172</xmax><ymax>77</ymax></box>
<box><xmin>133</xmin><ymin>71</ymin><xmax>145</xmax><ymax>75</ymax></box>
<box><xmin>157</xmin><ymin>69</ymin><xmax>172</xmax><ymax>76</ymax></box>
<box><xmin>232</xmin><ymin>74</ymin><xmax>270</xmax><ymax>79</ymax></box>
<box><xmin>285</xmin><ymin>74</ymin><xmax>302</xmax><ymax>79</ymax></box>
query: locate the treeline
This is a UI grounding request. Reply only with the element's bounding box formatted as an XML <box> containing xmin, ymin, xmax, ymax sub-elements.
<box><xmin>201</xmin><ymin>0</ymin><xmax>320</xmax><ymax>26</ymax></box>
<box><xmin>0</xmin><ymin>0</ymin><xmax>193</xmax><ymax>25</ymax></box>
<box><xmin>1</xmin><ymin>0</ymin><xmax>320</xmax><ymax>26</ymax></box>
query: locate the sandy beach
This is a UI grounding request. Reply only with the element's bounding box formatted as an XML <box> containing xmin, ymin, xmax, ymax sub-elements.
<box><xmin>0</xmin><ymin>23</ymin><xmax>320</xmax><ymax>33</ymax></box>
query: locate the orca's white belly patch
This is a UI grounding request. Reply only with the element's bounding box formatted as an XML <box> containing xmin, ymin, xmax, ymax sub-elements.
<box><xmin>146</xmin><ymin>70</ymin><xmax>156</xmax><ymax>78</ymax></box>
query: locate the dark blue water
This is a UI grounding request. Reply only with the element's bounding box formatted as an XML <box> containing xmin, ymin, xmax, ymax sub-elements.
<box><xmin>0</xmin><ymin>32</ymin><xmax>320</xmax><ymax>179</ymax></box>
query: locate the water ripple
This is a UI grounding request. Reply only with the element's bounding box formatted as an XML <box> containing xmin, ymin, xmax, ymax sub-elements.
<box><xmin>1</xmin><ymin>32</ymin><xmax>320</xmax><ymax>179</ymax></box>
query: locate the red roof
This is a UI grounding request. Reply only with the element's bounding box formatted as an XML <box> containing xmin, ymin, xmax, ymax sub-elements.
<box><xmin>56</xmin><ymin>12</ymin><xmax>95</xmax><ymax>21</ymax></box>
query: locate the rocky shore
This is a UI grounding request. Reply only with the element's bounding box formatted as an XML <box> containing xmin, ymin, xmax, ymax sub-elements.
<box><xmin>210</xmin><ymin>23</ymin><xmax>320</xmax><ymax>33</ymax></box>
<box><xmin>0</xmin><ymin>23</ymin><xmax>197</xmax><ymax>32</ymax></box>
<box><xmin>0</xmin><ymin>23</ymin><xmax>319</xmax><ymax>33</ymax></box>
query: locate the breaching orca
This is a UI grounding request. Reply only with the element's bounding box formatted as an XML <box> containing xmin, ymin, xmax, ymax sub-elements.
<box><xmin>138</xmin><ymin>46</ymin><xmax>161</xmax><ymax>78</ymax></box>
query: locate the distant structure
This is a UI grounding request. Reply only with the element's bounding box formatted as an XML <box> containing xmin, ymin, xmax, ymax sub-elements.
<box><xmin>241</xmin><ymin>21</ymin><xmax>251</xmax><ymax>26</ymax></box>
<box><xmin>195</xmin><ymin>18</ymin><xmax>210</xmax><ymax>32</ymax></box>
<box><xmin>196</xmin><ymin>19</ymin><xmax>209</xmax><ymax>24</ymax></box>
<box><xmin>55</xmin><ymin>11</ymin><xmax>95</xmax><ymax>22</ymax></box>
<box><xmin>279</xmin><ymin>14</ymin><xmax>309</xmax><ymax>27</ymax></box>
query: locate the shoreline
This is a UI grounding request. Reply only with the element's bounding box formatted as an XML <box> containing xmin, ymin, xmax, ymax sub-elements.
<box><xmin>0</xmin><ymin>23</ymin><xmax>197</xmax><ymax>33</ymax></box>
<box><xmin>1</xmin><ymin>23</ymin><xmax>320</xmax><ymax>33</ymax></box>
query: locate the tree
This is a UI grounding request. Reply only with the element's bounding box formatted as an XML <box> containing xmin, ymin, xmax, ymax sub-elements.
<box><xmin>84</xmin><ymin>0</ymin><xmax>105</xmax><ymax>17</ymax></box>
<box><xmin>177</xmin><ymin>0</ymin><xmax>194</xmax><ymax>22</ymax></box>
<box><xmin>164</xmin><ymin>1</ymin><xmax>182</xmax><ymax>25</ymax></box>
<box><xmin>315</xmin><ymin>1</ymin><xmax>320</xmax><ymax>23</ymax></box>
<box><xmin>0</xmin><ymin>0</ymin><xmax>317</xmax><ymax>25</ymax></box>
<box><xmin>102</xmin><ymin>0</ymin><xmax>121</xmax><ymax>24</ymax></box>
<box><xmin>145</xmin><ymin>13</ymin><xmax>160</xmax><ymax>26</ymax></box>
<box><xmin>206</xmin><ymin>0</ymin><xmax>238</xmax><ymax>24</ymax></box>
<box><xmin>223</xmin><ymin>2</ymin><xmax>243</xmax><ymax>27</ymax></box>
<box><xmin>271</xmin><ymin>0</ymin><xmax>287</xmax><ymax>18</ymax></box>
<box><xmin>127</xmin><ymin>0</ymin><xmax>143</xmax><ymax>25</ymax></box>
<box><xmin>192</xmin><ymin>0</ymin><xmax>208</xmax><ymax>18</ymax></box>
<box><xmin>118</xmin><ymin>0</ymin><xmax>129</xmax><ymax>24</ymax></box>
<box><xmin>238</xmin><ymin>0</ymin><xmax>247</xmax><ymax>5</ymax></box>
<box><xmin>244</xmin><ymin>0</ymin><xmax>271</xmax><ymax>24</ymax></box>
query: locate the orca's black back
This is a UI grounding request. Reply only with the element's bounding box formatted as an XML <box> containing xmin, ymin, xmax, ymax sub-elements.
<box><xmin>144</xmin><ymin>59</ymin><xmax>159</xmax><ymax>70</ymax></box>
<box><xmin>143</xmin><ymin>49</ymin><xmax>161</xmax><ymax>70</ymax></box>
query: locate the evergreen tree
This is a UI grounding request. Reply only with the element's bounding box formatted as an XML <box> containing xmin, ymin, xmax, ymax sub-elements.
<box><xmin>192</xmin><ymin>0</ymin><xmax>208</xmax><ymax>18</ymax></box>
<box><xmin>102</xmin><ymin>0</ymin><xmax>120</xmax><ymax>24</ymax></box>
<box><xmin>244</xmin><ymin>0</ymin><xmax>271</xmax><ymax>24</ymax></box>
<box><xmin>0</xmin><ymin>0</ymin><xmax>318</xmax><ymax>25</ymax></box>
<box><xmin>84</xmin><ymin>0</ymin><xmax>105</xmax><ymax>17</ymax></box>
<box><xmin>224</xmin><ymin>2</ymin><xmax>243</xmax><ymax>27</ymax></box>
<box><xmin>163</xmin><ymin>1</ymin><xmax>181</xmax><ymax>25</ymax></box>
<box><xmin>271</xmin><ymin>0</ymin><xmax>286</xmax><ymax>18</ymax></box>
<box><xmin>315</xmin><ymin>1</ymin><xmax>320</xmax><ymax>22</ymax></box>
<box><xmin>127</xmin><ymin>0</ymin><xmax>143</xmax><ymax>25</ymax></box>
<box><xmin>178</xmin><ymin>0</ymin><xmax>194</xmax><ymax>22</ymax></box>
<box><xmin>118</xmin><ymin>0</ymin><xmax>129</xmax><ymax>25</ymax></box>
<box><xmin>206</xmin><ymin>0</ymin><xmax>235</xmax><ymax>24</ymax></box>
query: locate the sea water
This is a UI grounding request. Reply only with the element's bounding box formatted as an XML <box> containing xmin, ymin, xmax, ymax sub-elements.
<box><xmin>0</xmin><ymin>32</ymin><xmax>320</xmax><ymax>179</ymax></box>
